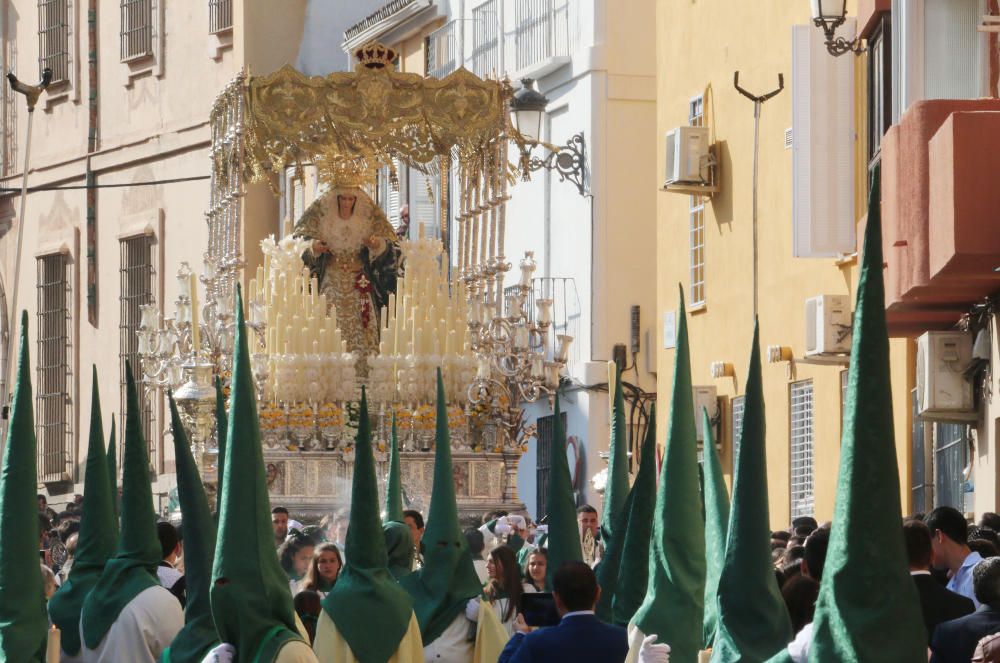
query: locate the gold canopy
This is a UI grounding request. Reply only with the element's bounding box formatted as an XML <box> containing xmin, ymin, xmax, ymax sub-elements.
<box><xmin>236</xmin><ymin>41</ymin><xmax>513</xmax><ymax>186</ymax></box>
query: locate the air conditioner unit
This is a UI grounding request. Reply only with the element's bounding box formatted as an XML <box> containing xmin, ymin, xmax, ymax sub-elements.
<box><xmin>693</xmin><ymin>385</ymin><xmax>720</xmax><ymax>445</ymax></box>
<box><xmin>916</xmin><ymin>331</ymin><xmax>975</xmax><ymax>421</ymax></box>
<box><xmin>805</xmin><ymin>295</ymin><xmax>852</xmax><ymax>357</ymax></box>
<box><xmin>664</xmin><ymin>126</ymin><xmax>710</xmax><ymax>185</ymax></box>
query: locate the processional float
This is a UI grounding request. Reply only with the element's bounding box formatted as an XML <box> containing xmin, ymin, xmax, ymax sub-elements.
<box><xmin>138</xmin><ymin>42</ymin><xmax>572</xmax><ymax>518</ymax></box>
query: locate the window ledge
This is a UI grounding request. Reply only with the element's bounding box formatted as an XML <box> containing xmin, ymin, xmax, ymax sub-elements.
<box><xmin>42</xmin><ymin>84</ymin><xmax>72</xmax><ymax>112</ymax></box>
<box><xmin>121</xmin><ymin>54</ymin><xmax>161</xmax><ymax>88</ymax></box>
<box><xmin>208</xmin><ymin>28</ymin><xmax>233</xmax><ymax>61</ymax></box>
<box><xmin>835</xmin><ymin>252</ymin><xmax>858</xmax><ymax>267</ymax></box>
<box><xmin>689</xmin><ymin>302</ymin><xmax>708</xmax><ymax>314</ymax></box>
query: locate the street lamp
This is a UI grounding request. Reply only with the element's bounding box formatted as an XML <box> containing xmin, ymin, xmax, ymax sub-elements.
<box><xmin>508</xmin><ymin>78</ymin><xmax>588</xmax><ymax>197</ymax></box>
<box><xmin>810</xmin><ymin>0</ymin><xmax>864</xmax><ymax>56</ymax></box>
<box><xmin>509</xmin><ymin>78</ymin><xmax>547</xmax><ymax>144</ymax></box>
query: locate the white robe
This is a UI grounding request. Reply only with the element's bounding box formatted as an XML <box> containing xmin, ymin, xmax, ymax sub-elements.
<box><xmin>421</xmin><ymin>613</ymin><xmax>474</xmax><ymax>663</ymax></box>
<box><xmin>80</xmin><ymin>585</ymin><xmax>184</xmax><ymax>663</ymax></box>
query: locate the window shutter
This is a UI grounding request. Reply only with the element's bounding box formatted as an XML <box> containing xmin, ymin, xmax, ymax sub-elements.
<box><xmin>409</xmin><ymin>168</ymin><xmax>440</xmax><ymax>239</ymax></box>
<box><xmin>791</xmin><ymin>21</ymin><xmax>856</xmax><ymax>258</ymax></box>
<box><xmin>892</xmin><ymin>0</ymin><xmax>985</xmax><ymax>122</ymax></box>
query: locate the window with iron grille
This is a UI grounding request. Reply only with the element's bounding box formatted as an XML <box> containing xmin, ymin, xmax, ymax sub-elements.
<box><xmin>789</xmin><ymin>380</ymin><xmax>814</xmax><ymax>518</ymax></box>
<box><xmin>933</xmin><ymin>422</ymin><xmax>967</xmax><ymax>511</ymax></box>
<box><xmin>731</xmin><ymin>395</ymin><xmax>745</xmax><ymax>467</ymax></box>
<box><xmin>120</xmin><ymin>235</ymin><xmax>155</xmax><ymax>460</ymax></box>
<box><xmin>867</xmin><ymin>14</ymin><xmax>891</xmax><ymax>177</ymax></box>
<box><xmin>535</xmin><ymin>411</ymin><xmax>567</xmax><ymax>518</ymax></box>
<box><xmin>209</xmin><ymin>0</ymin><xmax>232</xmax><ymax>34</ymax></box>
<box><xmin>689</xmin><ymin>96</ymin><xmax>706</xmax><ymax>307</ymax></box>
<box><xmin>471</xmin><ymin>0</ymin><xmax>499</xmax><ymax>78</ymax></box>
<box><xmin>911</xmin><ymin>389</ymin><xmax>931</xmax><ymax>514</ymax></box>
<box><xmin>120</xmin><ymin>0</ymin><xmax>153</xmax><ymax>62</ymax></box>
<box><xmin>38</xmin><ymin>0</ymin><xmax>70</xmax><ymax>85</ymax></box>
<box><xmin>36</xmin><ymin>253</ymin><xmax>72</xmax><ymax>483</ymax></box>
<box><xmin>426</xmin><ymin>21</ymin><xmax>457</xmax><ymax>78</ymax></box>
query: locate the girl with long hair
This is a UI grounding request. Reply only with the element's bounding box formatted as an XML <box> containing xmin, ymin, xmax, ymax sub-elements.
<box><xmin>523</xmin><ymin>548</ymin><xmax>547</xmax><ymax>592</ymax></box>
<box><xmin>465</xmin><ymin>545</ymin><xmax>526</xmax><ymax>637</ymax></box>
<box><xmin>301</xmin><ymin>543</ymin><xmax>343</xmax><ymax>598</ymax></box>
<box><xmin>277</xmin><ymin>532</ymin><xmax>315</xmax><ymax>594</ymax></box>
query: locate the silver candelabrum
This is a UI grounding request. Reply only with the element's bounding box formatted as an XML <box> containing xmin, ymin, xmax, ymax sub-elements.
<box><xmin>466</xmin><ymin>250</ymin><xmax>573</xmax><ymax>502</ymax></box>
<box><xmin>138</xmin><ymin>257</ymin><xmax>240</xmax><ymax>478</ymax></box>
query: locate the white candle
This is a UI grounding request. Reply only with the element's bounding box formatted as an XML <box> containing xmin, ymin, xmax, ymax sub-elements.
<box><xmin>190</xmin><ymin>274</ymin><xmax>200</xmax><ymax>353</ymax></box>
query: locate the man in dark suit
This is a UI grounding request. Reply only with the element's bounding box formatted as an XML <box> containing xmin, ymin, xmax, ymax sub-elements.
<box><xmin>931</xmin><ymin>556</ymin><xmax>1000</xmax><ymax>663</ymax></box>
<box><xmin>905</xmin><ymin>519</ymin><xmax>975</xmax><ymax>640</ymax></box>
<box><xmin>499</xmin><ymin>561</ymin><xmax>640</xmax><ymax>663</ymax></box>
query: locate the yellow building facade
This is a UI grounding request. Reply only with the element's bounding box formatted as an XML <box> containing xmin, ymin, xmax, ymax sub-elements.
<box><xmin>655</xmin><ymin>0</ymin><xmax>914</xmax><ymax>527</ymax></box>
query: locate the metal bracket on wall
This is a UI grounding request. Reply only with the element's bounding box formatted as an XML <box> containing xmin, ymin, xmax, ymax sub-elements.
<box><xmin>523</xmin><ymin>132</ymin><xmax>588</xmax><ymax>197</ymax></box>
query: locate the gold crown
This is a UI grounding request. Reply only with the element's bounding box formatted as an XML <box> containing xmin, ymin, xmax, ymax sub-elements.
<box><xmin>354</xmin><ymin>41</ymin><xmax>397</xmax><ymax>70</ymax></box>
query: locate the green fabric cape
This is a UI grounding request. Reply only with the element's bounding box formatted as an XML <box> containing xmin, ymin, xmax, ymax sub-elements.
<box><xmin>612</xmin><ymin>403</ymin><xmax>657</xmax><ymax>627</ymax></box>
<box><xmin>806</xmin><ymin>166</ymin><xmax>926</xmax><ymax>662</ymax></box>
<box><xmin>107</xmin><ymin>417</ymin><xmax>119</xmax><ymax>525</ymax></box>
<box><xmin>701</xmin><ymin>406</ymin><xmax>730</xmax><ymax>649</ymax></box>
<box><xmin>82</xmin><ymin>361</ymin><xmax>163</xmax><ymax>649</ymax></box>
<box><xmin>214</xmin><ymin>376</ymin><xmax>228</xmax><ymax>516</ymax></box>
<box><xmin>543</xmin><ymin>392</ymin><xmax>583</xmax><ymax>590</ymax></box>
<box><xmin>710</xmin><ymin>322</ymin><xmax>792</xmax><ymax>663</ymax></box>
<box><xmin>384</xmin><ymin>413</ymin><xmax>404</xmax><ymax>523</ymax></box>
<box><xmin>594</xmin><ymin>367</ymin><xmax>631</xmax><ymax>622</ymax></box>
<box><xmin>211</xmin><ymin>285</ymin><xmax>302</xmax><ymax>663</ymax></box>
<box><xmin>384</xmin><ymin>521</ymin><xmax>414</xmax><ymax>581</ymax></box>
<box><xmin>162</xmin><ymin>393</ymin><xmax>221</xmax><ymax>663</ymax></box>
<box><xmin>0</xmin><ymin>312</ymin><xmax>48</xmax><ymax>662</ymax></box>
<box><xmin>48</xmin><ymin>368</ymin><xmax>117</xmax><ymax>656</ymax></box>
<box><xmin>633</xmin><ymin>287</ymin><xmax>706</xmax><ymax>663</ymax></box>
<box><xmin>400</xmin><ymin>370</ymin><xmax>483</xmax><ymax>645</ymax></box>
<box><xmin>324</xmin><ymin>388</ymin><xmax>414</xmax><ymax>662</ymax></box>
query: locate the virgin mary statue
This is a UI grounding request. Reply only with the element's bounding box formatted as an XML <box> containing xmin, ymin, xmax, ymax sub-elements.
<box><xmin>293</xmin><ymin>186</ymin><xmax>400</xmax><ymax>359</ymax></box>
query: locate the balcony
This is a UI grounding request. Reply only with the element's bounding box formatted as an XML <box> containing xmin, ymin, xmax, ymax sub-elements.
<box><xmin>510</xmin><ymin>0</ymin><xmax>573</xmax><ymax>79</ymax></box>
<box><xmin>427</xmin><ymin>20</ymin><xmax>457</xmax><ymax>78</ymax></box>
<box><xmin>881</xmin><ymin>99</ymin><xmax>1000</xmax><ymax>336</ymax></box>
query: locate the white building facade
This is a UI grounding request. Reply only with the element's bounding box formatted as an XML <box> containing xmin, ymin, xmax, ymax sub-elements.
<box><xmin>344</xmin><ymin>0</ymin><xmax>658</xmax><ymax>517</ymax></box>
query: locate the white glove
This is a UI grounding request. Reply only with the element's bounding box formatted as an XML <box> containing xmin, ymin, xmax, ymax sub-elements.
<box><xmin>508</xmin><ymin>515</ymin><xmax>527</xmax><ymax>530</ymax></box>
<box><xmin>638</xmin><ymin>634</ymin><xmax>671</xmax><ymax>663</ymax></box>
<box><xmin>465</xmin><ymin>598</ymin><xmax>481</xmax><ymax>622</ymax></box>
<box><xmin>535</xmin><ymin>525</ymin><xmax>548</xmax><ymax>535</ymax></box>
<box><xmin>493</xmin><ymin>516</ymin><xmax>512</xmax><ymax>535</ymax></box>
<box><xmin>200</xmin><ymin>643</ymin><xmax>236</xmax><ymax>663</ymax></box>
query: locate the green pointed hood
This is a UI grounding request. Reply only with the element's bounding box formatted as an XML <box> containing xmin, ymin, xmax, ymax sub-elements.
<box><xmin>82</xmin><ymin>361</ymin><xmax>162</xmax><ymax>649</ymax></box>
<box><xmin>0</xmin><ymin>312</ymin><xmax>48</xmax><ymax>662</ymax></box>
<box><xmin>107</xmin><ymin>417</ymin><xmax>119</xmax><ymax>525</ymax></box>
<box><xmin>214</xmin><ymin>376</ymin><xmax>227</xmax><ymax>511</ymax></box>
<box><xmin>633</xmin><ymin>287</ymin><xmax>706</xmax><ymax>663</ymax></box>
<box><xmin>384</xmin><ymin>413</ymin><xmax>404</xmax><ymax>523</ymax></box>
<box><xmin>324</xmin><ymin>388</ymin><xmax>414</xmax><ymax>662</ymax></box>
<box><xmin>710</xmin><ymin>322</ymin><xmax>792</xmax><ymax>663</ymax></box>
<box><xmin>48</xmin><ymin>367</ymin><xmax>117</xmax><ymax>656</ymax></box>
<box><xmin>400</xmin><ymin>370</ymin><xmax>482</xmax><ymax>645</ymax></box>
<box><xmin>594</xmin><ymin>366</ymin><xmax>631</xmax><ymax>622</ymax></box>
<box><xmin>612</xmin><ymin>403</ymin><xmax>657</xmax><ymax>627</ymax></box>
<box><xmin>211</xmin><ymin>285</ymin><xmax>300</xmax><ymax>663</ymax></box>
<box><xmin>163</xmin><ymin>393</ymin><xmax>220</xmax><ymax>663</ymax></box>
<box><xmin>807</xmin><ymin>166</ymin><xmax>925</xmax><ymax>662</ymax></box>
<box><xmin>701</xmin><ymin>406</ymin><xmax>730</xmax><ymax>649</ymax></box>
<box><xmin>384</xmin><ymin>521</ymin><xmax>414</xmax><ymax>581</ymax></box>
<box><xmin>543</xmin><ymin>392</ymin><xmax>583</xmax><ymax>590</ymax></box>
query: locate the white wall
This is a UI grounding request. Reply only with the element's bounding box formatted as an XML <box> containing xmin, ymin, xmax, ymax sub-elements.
<box><xmin>296</xmin><ymin>0</ymin><xmax>386</xmax><ymax>75</ymax></box>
